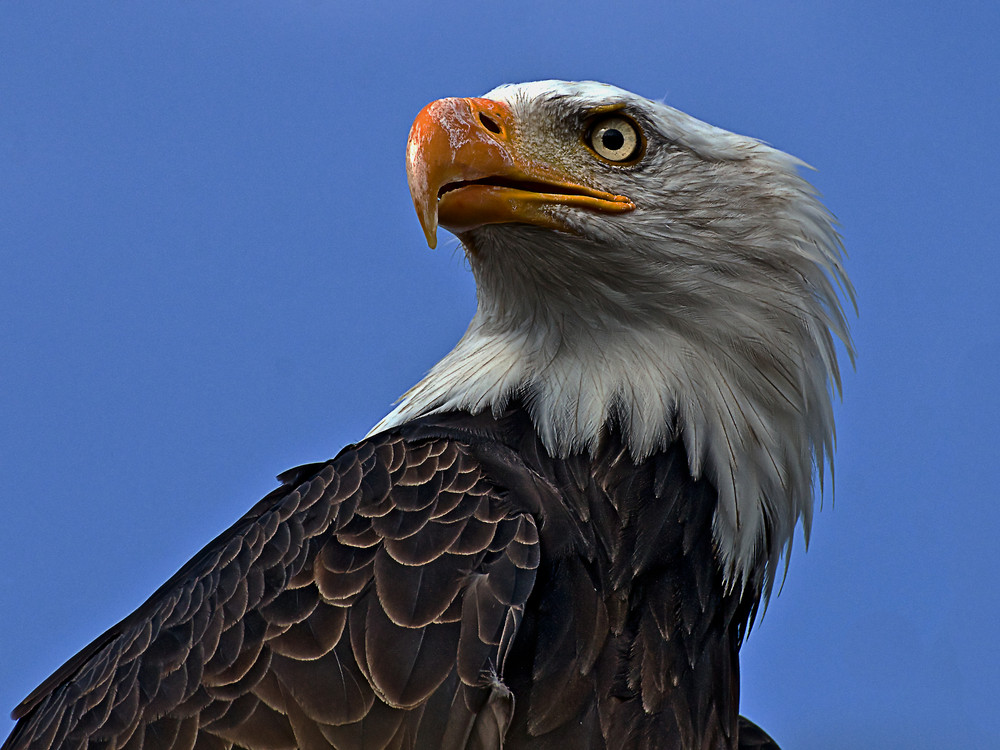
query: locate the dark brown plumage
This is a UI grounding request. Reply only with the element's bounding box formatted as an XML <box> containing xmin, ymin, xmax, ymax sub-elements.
<box><xmin>4</xmin><ymin>405</ymin><xmax>773</xmax><ymax>750</ymax></box>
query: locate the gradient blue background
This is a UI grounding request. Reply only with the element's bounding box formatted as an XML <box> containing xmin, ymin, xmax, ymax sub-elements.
<box><xmin>2</xmin><ymin>3</ymin><xmax>998</xmax><ymax>748</ymax></box>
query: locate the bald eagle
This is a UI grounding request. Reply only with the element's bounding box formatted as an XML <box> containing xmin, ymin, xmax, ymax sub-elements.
<box><xmin>3</xmin><ymin>81</ymin><xmax>853</xmax><ymax>750</ymax></box>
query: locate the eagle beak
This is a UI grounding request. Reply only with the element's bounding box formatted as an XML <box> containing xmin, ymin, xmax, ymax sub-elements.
<box><xmin>406</xmin><ymin>97</ymin><xmax>635</xmax><ymax>249</ymax></box>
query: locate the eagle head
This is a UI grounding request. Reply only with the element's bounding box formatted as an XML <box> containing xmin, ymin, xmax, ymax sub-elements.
<box><xmin>376</xmin><ymin>80</ymin><xmax>854</xmax><ymax>588</ymax></box>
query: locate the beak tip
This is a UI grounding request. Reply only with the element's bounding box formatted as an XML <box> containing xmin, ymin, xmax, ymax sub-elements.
<box><xmin>416</xmin><ymin>204</ymin><xmax>438</xmax><ymax>249</ymax></box>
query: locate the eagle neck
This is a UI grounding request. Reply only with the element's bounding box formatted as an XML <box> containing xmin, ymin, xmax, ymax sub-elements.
<box><xmin>371</xmin><ymin>220</ymin><xmax>847</xmax><ymax>589</ymax></box>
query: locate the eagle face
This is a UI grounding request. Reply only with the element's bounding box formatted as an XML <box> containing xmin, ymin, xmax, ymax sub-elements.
<box><xmin>408</xmin><ymin>80</ymin><xmax>824</xmax><ymax>322</ymax></box>
<box><xmin>386</xmin><ymin>80</ymin><xmax>854</xmax><ymax>584</ymax></box>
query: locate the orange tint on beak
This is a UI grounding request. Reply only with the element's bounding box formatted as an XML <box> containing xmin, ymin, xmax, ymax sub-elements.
<box><xmin>406</xmin><ymin>97</ymin><xmax>635</xmax><ymax>248</ymax></box>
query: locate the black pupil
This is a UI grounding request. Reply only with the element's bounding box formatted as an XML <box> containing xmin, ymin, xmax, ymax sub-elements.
<box><xmin>601</xmin><ymin>128</ymin><xmax>625</xmax><ymax>151</ymax></box>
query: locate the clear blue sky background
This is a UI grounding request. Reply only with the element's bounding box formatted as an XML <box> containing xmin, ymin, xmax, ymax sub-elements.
<box><xmin>2</xmin><ymin>2</ymin><xmax>998</xmax><ymax>748</ymax></box>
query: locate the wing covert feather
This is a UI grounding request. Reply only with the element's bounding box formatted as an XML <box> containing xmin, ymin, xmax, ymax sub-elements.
<box><xmin>4</xmin><ymin>430</ymin><xmax>540</xmax><ymax>750</ymax></box>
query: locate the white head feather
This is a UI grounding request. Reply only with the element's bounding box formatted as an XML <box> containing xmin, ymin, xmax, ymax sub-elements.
<box><xmin>373</xmin><ymin>80</ymin><xmax>854</xmax><ymax>589</ymax></box>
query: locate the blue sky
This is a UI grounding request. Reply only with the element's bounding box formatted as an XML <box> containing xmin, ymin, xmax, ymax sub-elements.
<box><xmin>2</xmin><ymin>2</ymin><xmax>998</xmax><ymax>747</ymax></box>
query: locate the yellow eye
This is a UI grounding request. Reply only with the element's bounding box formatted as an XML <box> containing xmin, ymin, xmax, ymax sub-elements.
<box><xmin>588</xmin><ymin>115</ymin><xmax>642</xmax><ymax>162</ymax></box>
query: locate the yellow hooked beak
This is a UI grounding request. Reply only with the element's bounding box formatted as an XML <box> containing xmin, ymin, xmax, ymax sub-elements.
<box><xmin>405</xmin><ymin>96</ymin><xmax>635</xmax><ymax>248</ymax></box>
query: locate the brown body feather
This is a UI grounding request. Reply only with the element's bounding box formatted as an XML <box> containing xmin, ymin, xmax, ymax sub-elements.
<box><xmin>4</xmin><ymin>405</ymin><xmax>776</xmax><ymax>750</ymax></box>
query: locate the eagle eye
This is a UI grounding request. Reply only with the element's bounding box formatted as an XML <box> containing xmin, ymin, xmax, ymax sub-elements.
<box><xmin>587</xmin><ymin>115</ymin><xmax>642</xmax><ymax>163</ymax></box>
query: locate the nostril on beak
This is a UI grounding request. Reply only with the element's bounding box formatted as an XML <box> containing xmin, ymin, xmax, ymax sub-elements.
<box><xmin>479</xmin><ymin>112</ymin><xmax>502</xmax><ymax>135</ymax></box>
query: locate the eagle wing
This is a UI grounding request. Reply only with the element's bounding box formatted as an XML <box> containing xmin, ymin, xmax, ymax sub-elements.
<box><xmin>4</xmin><ymin>430</ymin><xmax>540</xmax><ymax>750</ymax></box>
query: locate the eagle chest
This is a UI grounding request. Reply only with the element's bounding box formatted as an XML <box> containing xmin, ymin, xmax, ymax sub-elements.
<box><xmin>412</xmin><ymin>408</ymin><xmax>761</xmax><ymax>749</ymax></box>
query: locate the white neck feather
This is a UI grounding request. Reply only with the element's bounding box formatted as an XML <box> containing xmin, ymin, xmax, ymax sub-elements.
<box><xmin>373</xmin><ymin>231</ymin><xmax>850</xmax><ymax>590</ymax></box>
